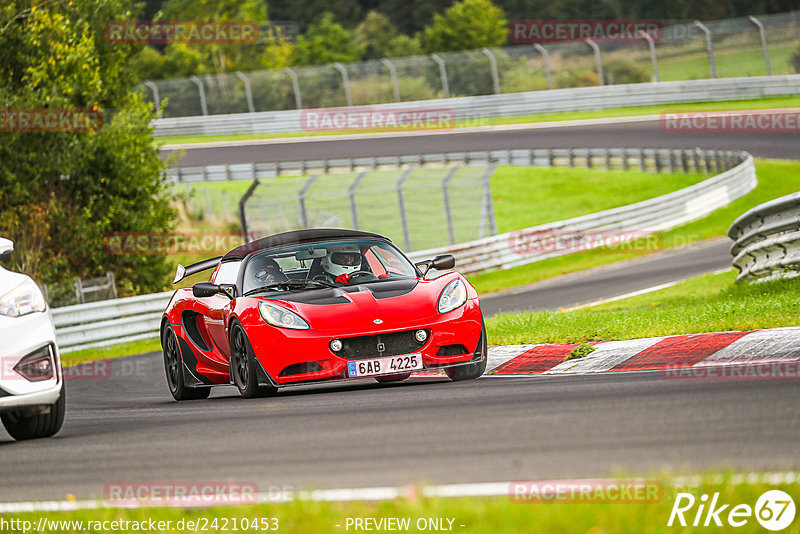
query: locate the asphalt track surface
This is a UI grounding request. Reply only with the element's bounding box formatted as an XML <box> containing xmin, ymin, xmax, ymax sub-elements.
<box><xmin>2</xmin><ymin>357</ymin><xmax>799</xmax><ymax>503</ymax></box>
<box><xmin>163</xmin><ymin>118</ymin><xmax>800</xmax><ymax>166</ymax></box>
<box><xmin>481</xmin><ymin>238</ymin><xmax>733</xmax><ymax>316</ymax></box>
<box><xmin>2</xmin><ymin>120</ymin><xmax>797</xmax><ymax>503</ymax></box>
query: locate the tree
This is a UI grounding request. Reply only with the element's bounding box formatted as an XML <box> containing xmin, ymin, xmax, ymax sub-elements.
<box><xmin>423</xmin><ymin>0</ymin><xmax>507</xmax><ymax>54</ymax></box>
<box><xmin>0</xmin><ymin>0</ymin><xmax>175</xmax><ymax>295</ymax></box>
<box><xmin>291</xmin><ymin>12</ymin><xmax>363</xmax><ymax>66</ymax></box>
<box><xmin>354</xmin><ymin>11</ymin><xmax>422</xmax><ymax>60</ymax></box>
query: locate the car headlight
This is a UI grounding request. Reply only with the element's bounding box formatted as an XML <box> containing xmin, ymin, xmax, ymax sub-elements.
<box><xmin>259</xmin><ymin>302</ymin><xmax>310</xmax><ymax>330</ymax></box>
<box><xmin>438</xmin><ymin>278</ymin><xmax>468</xmax><ymax>314</ymax></box>
<box><xmin>0</xmin><ymin>279</ymin><xmax>46</xmax><ymax>318</ymax></box>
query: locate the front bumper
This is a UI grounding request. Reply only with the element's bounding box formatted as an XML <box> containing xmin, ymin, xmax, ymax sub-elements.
<box><xmin>245</xmin><ymin>298</ymin><xmax>483</xmax><ymax>385</ymax></box>
<box><xmin>0</xmin><ymin>311</ymin><xmax>63</xmax><ymax>410</ymax></box>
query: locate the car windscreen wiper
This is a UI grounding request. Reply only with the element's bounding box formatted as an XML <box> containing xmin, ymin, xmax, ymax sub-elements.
<box><xmin>243</xmin><ymin>279</ymin><xmax>335</xmax><ymax>296</ymax></box>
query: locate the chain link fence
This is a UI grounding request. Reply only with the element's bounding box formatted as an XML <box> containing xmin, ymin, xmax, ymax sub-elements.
<box><xmin>240</xmin><ymin>165</ymin><xmax>497</xmax><ymax>252</ymax></box>
<box><xmin>141</xmin><ymin>11</ymin><xmax>800</xmax><ymax>118</ymax></box>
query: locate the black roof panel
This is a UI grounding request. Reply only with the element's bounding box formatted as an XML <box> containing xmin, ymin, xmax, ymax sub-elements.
<box><xmin>223</xmin><ymin>228</ymin><xmax>389</xmax><ymax>261</ymax></box>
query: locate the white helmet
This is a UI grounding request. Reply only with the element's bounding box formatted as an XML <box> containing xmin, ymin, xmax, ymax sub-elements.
<box><xmin>321</xmin><ymin>244</ymin><xmax>362</xmax><ymax>278</ymax></box>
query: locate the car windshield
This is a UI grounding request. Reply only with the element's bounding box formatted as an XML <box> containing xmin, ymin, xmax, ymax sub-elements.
<box><xmin>242</xmin><ymin>239</ymin><xmax>418</xmax><ymax>295</ymax></box>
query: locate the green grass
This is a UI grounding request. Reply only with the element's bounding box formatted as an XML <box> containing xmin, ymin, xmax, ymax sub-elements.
<box><xmin>491</xmin><ymin>167</ymin><xmax>707</xmax><ymax>233</ymax></box>
<box><xmin>157</xmin><ymin>96</ymin><xmax>800</xmax><ymax>145</ymax></box>
<box><xmin>469</xmin><ymin>159</ymin><xmax>800</xmax><ymax>295</ymax></box>
<box><xmin>61</xmin><ymin>338</ymin><xmax>161</xmax><ymax>367</ymax></box>
<box><xmin>657</xmin><ymin>42</ymin><xmax>799</xmax><ymax>81</ymax></box>
<box><xmin>487</xmin><ymin>269</ymin><xmax>800</xmax><ymax>346</ymax></box>
<box><xmin>8</xmin><ymin>472</ymin><xmax>799</xmax><ymax>533</ymax></box>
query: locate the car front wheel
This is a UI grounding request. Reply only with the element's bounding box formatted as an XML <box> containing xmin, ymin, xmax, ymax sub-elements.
<box><xmin>445</xmin><ymin>319</ymin><xmax>488</xmax><ymax>382</ymax></box>
<box><xmin>1</xmin><ymin>386</ymin><xmax>66</xmax><ymax>441</ymax></box>
<box><xmin>229</xmin><ymin>322</ymin><xmax>278</xmax><ymax>399</ymax></box>
<box><xmin>162</xmin><ymin>325</ymin><xmax>211</xmax><ymax>401</ymax></box>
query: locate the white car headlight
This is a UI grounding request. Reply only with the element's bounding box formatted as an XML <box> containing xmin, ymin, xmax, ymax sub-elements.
<box><xmin>438</xmin><ymin>278</ymin><xmax>468</xmax><ymax>314</ymax></box>
<box><xmin>0</xmin><ymin>279</ymin><xmax>46</xmax><ymax>318</ymax></box>
<box><xmin>259</xmin><ymin>302</ymin><xmax>310</xmax><ymax>330</ymax></box>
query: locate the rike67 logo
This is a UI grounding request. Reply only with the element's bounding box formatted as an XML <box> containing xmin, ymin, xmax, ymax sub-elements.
<box><xmin>668</xmin><ymin>490</ymin><xmax>796</xmax><ymax>531</ymax></box>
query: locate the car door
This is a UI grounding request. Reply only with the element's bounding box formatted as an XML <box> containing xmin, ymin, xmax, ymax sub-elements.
<box><xmin>185</xmin><ymin>260</ymin><xmax>240</xmax><ymax>378</ymax></box>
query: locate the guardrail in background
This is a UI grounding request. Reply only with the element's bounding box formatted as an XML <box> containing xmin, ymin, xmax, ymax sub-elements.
<box><xmin>143</xmin><ymin>11</ymin><xmax>800</xmax><ymax>120</ymax></box>
<box><xmin>52</xmin><ymin>292</ymin><xmax>172</xmax><ymax>353</ymax></box>
<box><xmin>153</xmin><ymin>75</ymin><xmax>800</xmax><ymax>138</ymax></box>
<box><xmin>167</xmin><ymin>146</ymin><xmax>746</xmax><ymax>183</ymax></box>
<box><xmin>57</xmin><ymin>147</ymin><xmax>756</xmax><ymax>353</ymax></box>
<box><xmin>728</xmin><ymin>192</ymin><xmax>800</xmax><ymax>282</ymax></box>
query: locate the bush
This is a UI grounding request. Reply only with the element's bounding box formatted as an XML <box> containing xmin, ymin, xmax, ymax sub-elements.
<box><xmin>605</xmin><ymin>59</ymin><xmax>650</xmax><ymax>85</ymax></box>
<box><xmin>554</xmin><ymin>70</ymin><xmax>600</xmax><ymax>89</ymax></box>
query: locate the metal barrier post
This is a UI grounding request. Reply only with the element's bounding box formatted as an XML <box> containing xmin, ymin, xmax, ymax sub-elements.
<box><xmin>441</xmin><ymin>166</ymin><xmax>460</xmax><ymax>244</ymax></box>
<box><xmin>333</xmin><ymin>63</ymin><xmax>353</xmax><ymax>107</ymax></box>
<box><xmin>748</xmin><ymin>16</ymin><xmax>772</xmax><ymax>75</ymax></box>
<box><xmin>381</xmin><ymin>58</ymin><xmax>401</xmax><ymax>102</ymax></box>
<box><xmin>348</xmin><ymin>171</ymin><xmax>367</xmax><ymax>230</ymax></box>
<box><xmin>298</xmin><ymin>174</ymin><xmax>320</xmax><ymax>229</ymax></box>
<box><xmin>283</xmin><ymin>67</ymin><xmax>302</xmax><ymax>109</ymax></box>
<box><xmin>430</xmin><ymin>54</ymin><xmax>450</xmax><ymax>98</ymax></box>
<box><xmin>189</xmin><ymin>76</ymin><xmax>208</xmax><ymax>116</ymax></box>
<box><xmin>585</xmin><ymin>38</ymin><xmax>604</xmax><ymax>85</ymax></box>
<box><xmin>533</xmin><ymin>44</ymin><xmax>553</xmax><ymax>89</ymax></box>
<box><xmin>235</xmin><ymin>72</ymin><xmax>255</xmax><ymax>113</ymax></box>
<box><xmin>693</xmin><ymin>21</ymin><xmax>717</xmax><ymax>79</ymax></box>
<box><xmin>239</xmin><ymin>179</ymin><xmax>260</xmax><ymax>240</ymax></box>
<box><xmin>481</xmin><ymin>48</ymin><xmax>501</xmax><ymax>94</ymax></box>
<box><xmin>396</xmin><ymin>168</ymin><xmax>414</xmax><ymax>250</ymax></box>
<box><xmin>638</xmin><ymin>30</ymin><xmax>660</xmax><ymax>82</ymax></box>
<box><xmin>143</xmin><ymin>80</ymin><xmax>160</xmax><ymax>111</ymax></box>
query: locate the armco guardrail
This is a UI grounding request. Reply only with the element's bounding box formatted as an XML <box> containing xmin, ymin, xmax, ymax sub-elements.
<box><xmin>405</xmin><ymin>149</ymin><xmax>756</xmax><ymax>273</ymax></box>
<box><xmin>728</xmin><ymin>192</ymin><xmax>800</xmax><ymax>282</ymax></box>
<box><xmin>53</xmin><ymin>292</ymin><xmax>172</xmax><ymax>353</ymax></box>
<box><xmin>153</xmin><ymin>75</ymin><xmax>800</xmax><ymax>138</ymax></box>
<box><xmin>56</xmin><ymin>148</ymin><xmax>755</xmax><ymax>353</ymax></box>
<box><xmin>168</xmin><ymin>146</ymin><xmax>744</xmax><ymax>183</ymax></box>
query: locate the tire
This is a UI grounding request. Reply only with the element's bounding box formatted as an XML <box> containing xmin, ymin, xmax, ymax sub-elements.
<box><xmin>375</xmin><ymin>373</ymin><xmax>411</xmax><ymax>383</ymax></box>
<box><xmin>1</xmin><ymin>384</ymin><xmax>66</xmax><ymax>441</ymax></box>
<box><xmin>162</xmin><ymin>326</ymin><xmax>211</xmax><ymax>401</ymax></box>
<box><xmin>445</xmin><ymin>319</ymin><xmax>488</xmax><ymax>382</ymax></box>
<box><xmin>229</xmin><ymin>322</ymin><xmax>278</xmax><ymax>399</ymax></box>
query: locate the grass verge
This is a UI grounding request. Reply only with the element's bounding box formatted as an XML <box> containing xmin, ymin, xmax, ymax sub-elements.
<box><xmin>469</xmin><ymin>159</ymin><xmax>800</xmax><ymax>295</ymax></box>
<box><xmin>157</xmin><ymin>96</ymin><xmax>800</xmax><ymax>145</ymax></box>
<box><xmin>487</xmin><ymin>269</ymin><xmax>800</xmax><ymax>346</ymax></box>
<box><xmin>61</xmin><ymin>338</ymin><xmax>161</xmax><ymax>367</ymax></box>
<box><xmin>7</xmin><ymin>472</ymin><xmax>798</xmax><ymax>534</ymax></box>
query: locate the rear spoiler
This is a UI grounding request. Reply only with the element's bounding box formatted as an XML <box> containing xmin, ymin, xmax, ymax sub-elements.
<box><xmin>173</xmin><ymin>256</ymin><xmax>223</xmax><ymax>284</ymax></box>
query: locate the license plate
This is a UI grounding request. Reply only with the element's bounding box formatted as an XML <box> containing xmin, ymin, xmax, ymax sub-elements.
<box><xmin>347</xmin><ymin>354</ymin><xmax>423</xmax><ymax>378</ymax></box>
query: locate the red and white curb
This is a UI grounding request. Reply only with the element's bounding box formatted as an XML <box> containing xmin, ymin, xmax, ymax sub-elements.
<box><xmin>481</xmin><ymin>326</ymin><xmax>800</xmax><ymax>376</ymax></box>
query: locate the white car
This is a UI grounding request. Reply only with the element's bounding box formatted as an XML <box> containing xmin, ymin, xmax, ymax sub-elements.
<box><xmin>0</xmin><ymin>237</ymin><xmax>65</xmax><ymax>440</ymax></box>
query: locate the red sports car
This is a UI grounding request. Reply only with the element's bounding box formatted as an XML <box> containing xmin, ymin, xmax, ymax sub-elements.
<box><xmin>161</xmin><ymin>229</ymin><xmax>486</xmax><ymax>399</ymax></box>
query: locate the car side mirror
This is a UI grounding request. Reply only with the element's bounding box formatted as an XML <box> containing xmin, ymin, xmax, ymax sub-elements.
<box><xmin>192</xmin><ymin>282</ymin><xmax>233</xmax><ymax>299</ymax></box>
<box><xmin>0</xmin><ymin>238</ymin><xmax>13</xmax><ymax>263</ymax></box>
<box><xmin>416</xmin><ymin>254</ymin><xmax>456</xmax><ymax>276</ymax></box>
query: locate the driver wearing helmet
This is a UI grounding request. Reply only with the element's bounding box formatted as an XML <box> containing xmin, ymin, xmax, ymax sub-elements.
<box><xmin>319</xmin><ymin>244</ymin><xmax>363</xmax><ymax>284</ymax></box>
<box><xmin>249</xmin><ymin>255</ymin><xmax>289</xmax><ymax>287</ymax></box>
